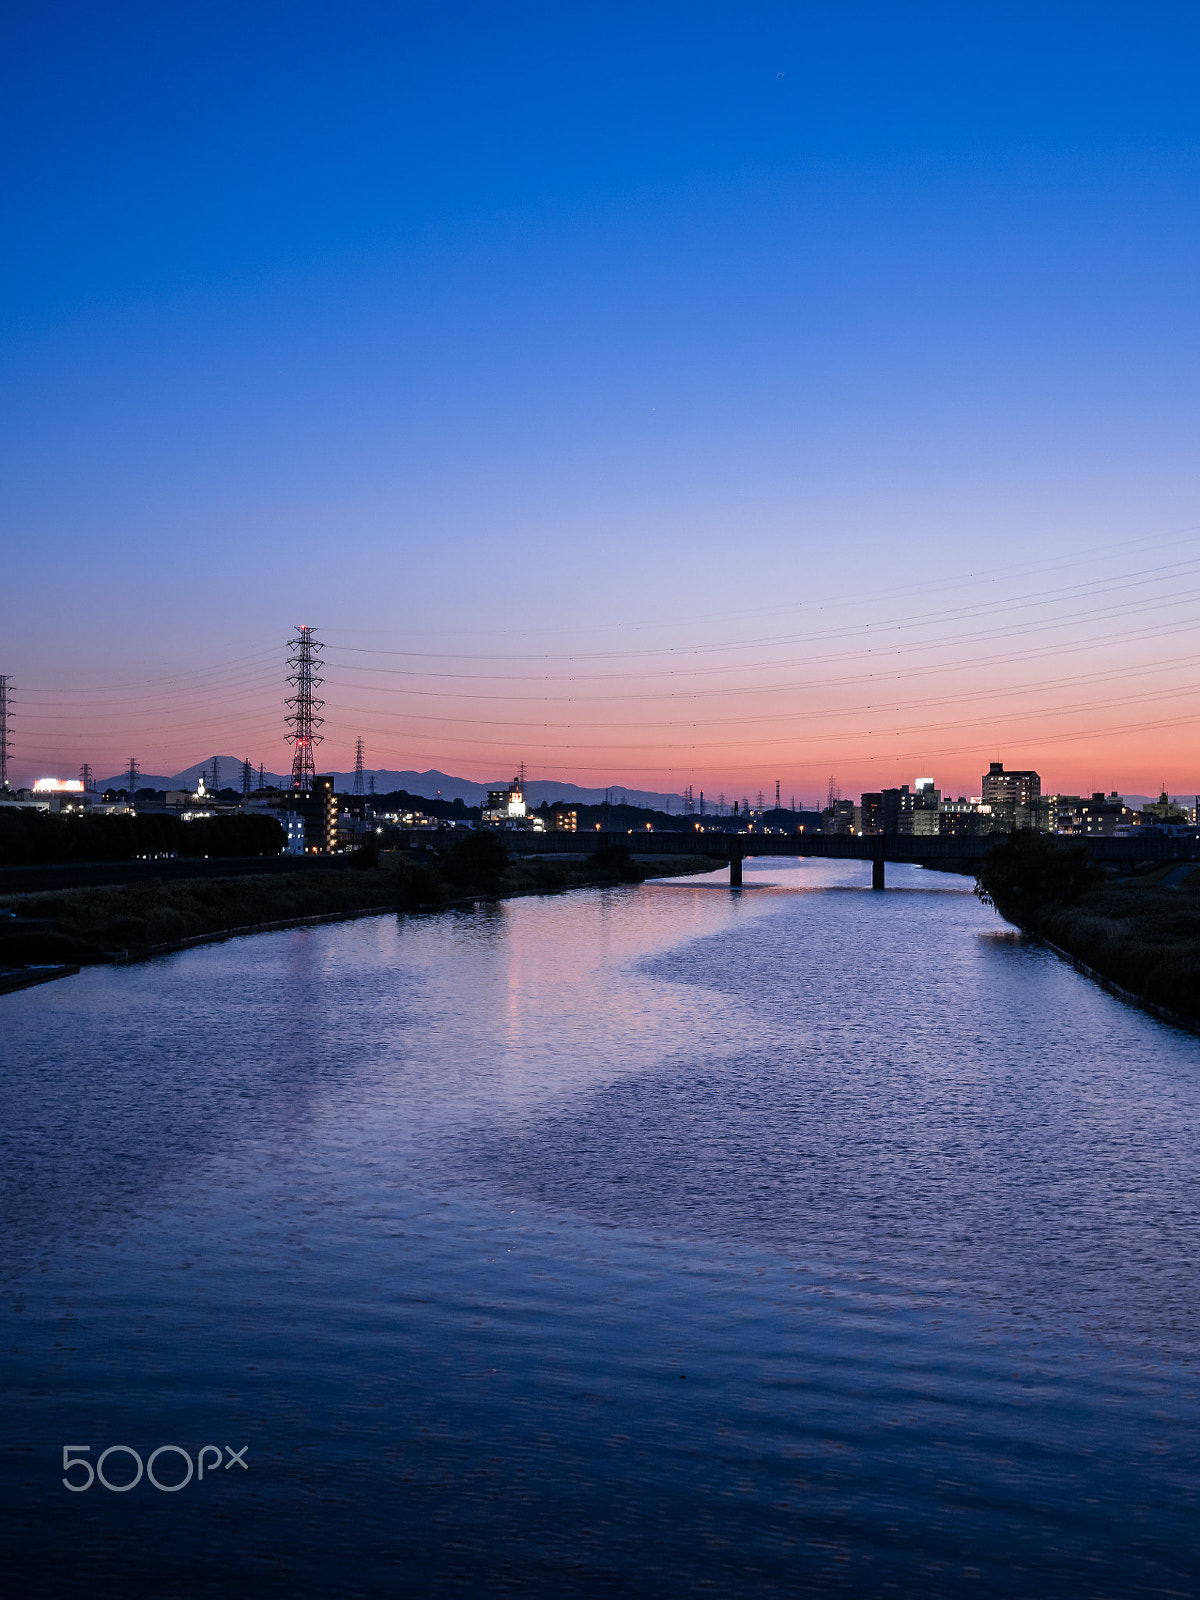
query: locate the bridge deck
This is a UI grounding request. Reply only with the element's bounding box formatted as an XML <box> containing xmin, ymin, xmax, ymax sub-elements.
<box><xmin>395</xmin><ymin>829</ymin><xmax>1200</xmax><ymax>867</ymax></box>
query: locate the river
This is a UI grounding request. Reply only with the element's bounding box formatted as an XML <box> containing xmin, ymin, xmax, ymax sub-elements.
<box><xmin>2</xmin><ymin>858</ymin><xmax>1198</xmax><ymax>1598</ymax></box>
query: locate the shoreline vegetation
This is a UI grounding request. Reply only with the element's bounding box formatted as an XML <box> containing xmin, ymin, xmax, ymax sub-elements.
<box><xmin>0</xmin><ymin>808</ymin><xmax>285</xmax><ymax>865</ymax></box>
<box><xmin>975</xmin><ymin>832</ymin><xmax>1200</xmax><ymax>1029</ymax></box>
<box><xmin>0</xmin><ymin>835</ymin><xmax>723</xmax><ymax>980</ymax></box>
<box><xmin>8</xmin><ymin>826</ymin><xmax>1196</xmax><ymax>1029</ymax></box>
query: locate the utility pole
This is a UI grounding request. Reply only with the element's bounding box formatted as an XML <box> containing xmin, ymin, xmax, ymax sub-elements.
<box><xmin>0</xmin><ymin>675</ymin><xmax>12</xmax><ymax>789</ymax></box>
<box><xmin>775</xmin><ymin>779</ymin><xmax>781</xmax><ymax>808</ymax></box>
<box><xmin>285</xmin><ymin>626</ymin><xmax>324</xmax><ymax>791</ymax></box>
<box><xmin>258</xmin><ymin>763</ymin><xmax>265</xmax><ymax>791</ymax></box>
<box><xmin>353</xmin><ymin>736</ymin><xmax>366</xmax><ymax>796</ymax></box>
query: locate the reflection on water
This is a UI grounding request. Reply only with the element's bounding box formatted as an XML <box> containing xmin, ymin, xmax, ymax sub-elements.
<box><xmin>2</xmin><ymin>859</ymin><xmax>1198</xmax><ymax>1598</ymax></box>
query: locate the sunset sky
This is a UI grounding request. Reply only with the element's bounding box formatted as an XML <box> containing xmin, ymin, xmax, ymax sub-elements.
<box><xmin>4</xmin><ymin>3</ymin><xmax>1200</xmax><ymax>800</ymax></box>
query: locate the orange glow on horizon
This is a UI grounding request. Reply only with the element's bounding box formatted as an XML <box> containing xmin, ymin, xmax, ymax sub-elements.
<box><xmin>12</xmin><ymin>552</ymin><xmax>1200</xmax><ymax>801</ymax></box>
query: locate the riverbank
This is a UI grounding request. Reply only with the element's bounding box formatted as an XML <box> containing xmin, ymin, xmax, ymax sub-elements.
<box><xmin>0</xmin><ymin>847</ymin><xmax>723</xmax><ymax>974</ymax></box>
<box><xmin>976</xmin><ymin>832</ymin><xmax>1200</xmax><ymax>1027</ymax></box>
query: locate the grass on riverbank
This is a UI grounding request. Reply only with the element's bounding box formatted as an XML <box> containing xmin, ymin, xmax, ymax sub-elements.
<box><xmin>1030</xmin><ymin>877</ymin><xmax>1200</xmax><ymax>1024</ymax></box>
<box><xmin>0</xmin><ymin>848</ymin><xmax>723</xmax><ymax>967</ymax></box>
<box><xmin>976</xmin><ymin>833</ymin><xmax>1200</xmax><ymax>1025</ymax></box>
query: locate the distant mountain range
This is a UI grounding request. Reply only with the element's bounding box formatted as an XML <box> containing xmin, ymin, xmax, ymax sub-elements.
<box><xmin>90</xmin><ymin>761</ymin><xmax>1200</xmax><ymax>814</ymax></box>
<box><xmin>96</xmin><ymin>759</ymin><xmax>683</xmax><ymax>810</ymax></box>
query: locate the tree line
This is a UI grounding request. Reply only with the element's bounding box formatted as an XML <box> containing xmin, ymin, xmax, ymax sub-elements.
<box><xmin>0</xmin><ymin>810</ymin><xmax>285</xmax><ymax>866</ymax></box>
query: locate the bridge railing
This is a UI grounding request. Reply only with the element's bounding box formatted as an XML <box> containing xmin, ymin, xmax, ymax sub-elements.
<box><xmin>388</xmin><ymin>827</ymin><xmax>1200</xmax><ymax>868</ymax></box>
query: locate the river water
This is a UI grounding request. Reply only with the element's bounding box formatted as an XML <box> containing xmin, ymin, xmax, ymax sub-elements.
<box><xmin>3</xmin><ymin>859</ymin><xmax>1199</xmax><ymax>1598</ymax></box>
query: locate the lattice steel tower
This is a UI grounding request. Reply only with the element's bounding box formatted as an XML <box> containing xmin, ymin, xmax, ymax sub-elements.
<box><xmin>285</xmin><ymin>626</ymin><xmax>324</xmax><ymax>791</ymax></box>
<box><xmin>0</xmin><ymin>675</ymin><xmax>11</xmax><ymax>790</ymax></box>
<box><xmin>352</xmin><ymin>736</ymin><xmax>365</xmax><ymax>796</ymax></box>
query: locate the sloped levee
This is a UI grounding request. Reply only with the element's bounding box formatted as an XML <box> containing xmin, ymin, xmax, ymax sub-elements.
<box><xmin>976</xmin><ymin>832</ymin><xmax>1200</xmax><ymax>1029</ymax></box>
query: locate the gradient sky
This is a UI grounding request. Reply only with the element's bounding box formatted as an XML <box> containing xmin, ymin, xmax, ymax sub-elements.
<box><xmin>4</xmin><ymin>2</ymin><xmax>1200</xmax><ymax>799</ymax></box>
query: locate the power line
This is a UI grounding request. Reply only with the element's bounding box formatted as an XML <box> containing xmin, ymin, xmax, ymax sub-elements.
<box><xmin>323</xmin><ymin>552</ymin><xmax>1200</xmax><ymax>665</ymax></box>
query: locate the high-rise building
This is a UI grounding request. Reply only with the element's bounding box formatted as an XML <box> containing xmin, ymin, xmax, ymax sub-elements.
<box><xmin>880</xmin><ymin>786</ymin><xmax>914</xmax><ymax>834</ymax></box>
<box><xmin>912</xmin><ymin>778</ymin><xmax>940</xmax><ymax>835</ymax></box>
<box><xmin>981</xmin><ymin>763</ymin><xmax>1040</xmax><ymax>832</ymax></box>
<box><xmin>286</xmin><ymin>773</ymin><xmax>338</xmax><ymax>852</ymax></box>
<box><xmin>982</xmin><ymin>762</ymin><xmax>1040</xmax><ymax>808</ymax></box>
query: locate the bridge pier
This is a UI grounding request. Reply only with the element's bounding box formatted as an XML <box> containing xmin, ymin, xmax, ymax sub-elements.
<box><xmin>730</xmin><ymin>840</ymin><xmax>743</xmax><ymax>888</ymax></box>
<box><xmin>871</xmin><ymin>838</ymin><xmax>885</xmax><ymax>890</ymax></box>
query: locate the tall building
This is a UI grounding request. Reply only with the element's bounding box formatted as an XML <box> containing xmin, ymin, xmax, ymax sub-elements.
<box><xmin>284</xmin><ymin>773</ymin><xmax>338</xmax><ymax>852</ymax></box>
<box><xmin>982</xmin><ymin>762</ymin><xmax>1041</xmax><ymax>808</ymax></box>
<box><xmin>880</xmin><ymin>786</ymin><xmax>914</xmax><ymax>834</ymax></box>
<box><xmin>981</xmin><ymin>763</ymin><xmax>1041</xmax><ymax>832</ymax></box>
<box><xmin>860</xmin><ymin>793</ymin><xmax>882</xmax><ymax>834</ymax></box>
<box><xmin>822</xmin><ymin>798</ymin><xmax>858</xmax><ymax>834</ymax></box>
<box><xmin>483</xmin><ymin>779</ymin><xmax>527</xmax><ymax>825</ymax></box>
<box><xmin>912</xmin><ymin>778</ymin><xmax>940</xmax><ymax>836</ymax></box>
<box><xmin>482</xmin><ymin>778</ymin><xmax>543</xmax><ymax>830</ymax></box>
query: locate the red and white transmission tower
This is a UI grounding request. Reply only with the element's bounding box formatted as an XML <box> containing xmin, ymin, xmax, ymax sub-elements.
<box><xmin>0</xmin><ymin>674</ymin><xmax>12</xmax><ymax>790</ymax></box>
<box><xmin>285</xmin><ymin>626</ymin><xmax>325</xmax><ymax>791</ymax></box>
<box><xmin>352</xmin><ymin>736</ymin><xmax>365</xmax><ymax>796</ymax></box>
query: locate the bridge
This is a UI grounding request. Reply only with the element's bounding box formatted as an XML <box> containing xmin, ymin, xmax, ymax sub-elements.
<box><xmin>398</xmin><ymin>827</ymin><xmax>1200</xmax><ymax>889</ymax></box>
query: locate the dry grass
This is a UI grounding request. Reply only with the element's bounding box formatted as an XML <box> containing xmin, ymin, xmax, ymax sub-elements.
<box><xmin>0</xmin><ymin>851</ymin><xmax>723</xmax><ymax>966</ymax></box>
<box><xmin>1035</xmin><ymin>879</ymin><xmax>1200</xmax><ymax>1023</ymax></box>
<box><xmin>0</xmin><ymin>868</ymin><xmax>403</xmax><ymax>962</ymax></box>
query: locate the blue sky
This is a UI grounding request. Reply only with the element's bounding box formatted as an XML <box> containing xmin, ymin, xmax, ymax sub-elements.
<box><xmin>4</xmin><ymin>3</ymin><xmax>1200</xmax><ymax>793</ymax></box>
